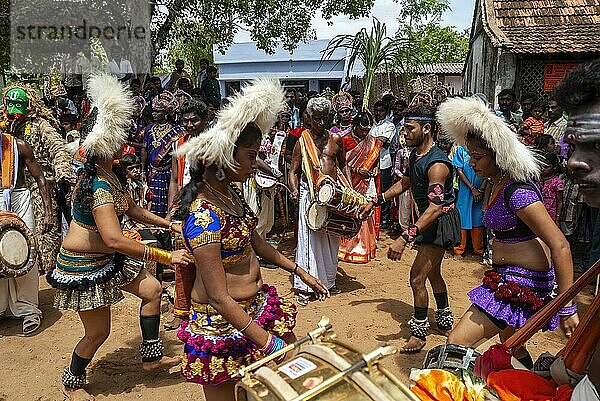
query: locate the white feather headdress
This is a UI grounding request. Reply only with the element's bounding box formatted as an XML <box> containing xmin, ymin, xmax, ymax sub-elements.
<box><xmin>437</xmin><ymin>97</ymin><xmax>540</xmax><ymax>181</ymax></box>
<box><xmin>179</xmin><ymin>77</ymin><xmax>285</xmax><ymax>170</ymax></box>
<box><xmin>82</xmin><ymin>74</ymin><xmax>133</xmax><ymax>159</ymax></box>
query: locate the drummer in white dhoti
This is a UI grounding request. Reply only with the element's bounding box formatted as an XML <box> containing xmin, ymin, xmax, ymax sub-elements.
<box><xmin>0</xmin><ymin>86</ymin><xmax>54</xmax><ymax>335</ymax></box>
<box><xmin>289</xmin><ymin>97</ymin><xmax>352</xmax><ymax>305</ymax></box>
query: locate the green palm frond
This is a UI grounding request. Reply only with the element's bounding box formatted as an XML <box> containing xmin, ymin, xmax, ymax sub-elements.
<box><xmin>321</xmin><ymin>18</ymin><xmax>408</xmax><ymax>109</ymax></box>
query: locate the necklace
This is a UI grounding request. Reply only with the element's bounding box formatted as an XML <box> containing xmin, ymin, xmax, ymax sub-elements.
<box><xmin>151</xmin><ymin>123</ymin><xmax>171</xmax><ymax>148</ymax></box>
<box><xmin>204</xmin><ymin>181</ymin><xmax>244</xmax><ymax>216</ymax></box>
<box><xmin>488</xmin><ymin>171</ymin><xmax>509</xmax><ymax>205</ymax></box>
<box><xmin>416</xmin><ymin>141</ymin><xmax>435</xmax><ymax>157</ymax></box>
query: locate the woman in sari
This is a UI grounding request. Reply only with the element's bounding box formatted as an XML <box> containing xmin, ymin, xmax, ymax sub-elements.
<box><xmin>141</xmin><ymin>91</ymin><xmax>182</xmax><ymax>217</ymax></box>
<box><xmin>338</xmin><ymin>110</ymin><xmax>382</xmax><ymax>263</ymax></box>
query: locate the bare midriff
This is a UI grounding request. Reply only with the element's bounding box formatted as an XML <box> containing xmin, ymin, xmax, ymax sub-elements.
<box><xmin>61</xmin><ymin>221</ymin><xmax>114</xmax><ymax>254</ymax></box>
<box><xmin>492</xmin><ymin>237</ymin><xmax>551</xmax><ymax>272</ymax></box>
<box><xmin>191</xmin><ymin>253</ymin><xmax>263</xmax><ymax>303</ymax></box>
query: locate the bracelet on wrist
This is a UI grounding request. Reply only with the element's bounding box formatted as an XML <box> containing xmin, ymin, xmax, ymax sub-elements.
<box><xmin>558</xmin><ymin>303</ymin><xmax>577</xmax><ymax>317</ymax></box>
<box><xmin>144</xmin><ymin>245</ymin><xmax>173</xmax><ymax>265</ymax></box>
<box><xmin>239</xmin><ymin>318</ymin><xmax>253</xmax><ymax>333</ymax></box>
<box><xmin>401</xmin><ymin>224</ymin><xmax>419</xmax><ymax>243</ymax></box>
<box><xmin>293</xmin><ymin>263</ymin><xmax>299</xmax><ymax>275</ymax></box>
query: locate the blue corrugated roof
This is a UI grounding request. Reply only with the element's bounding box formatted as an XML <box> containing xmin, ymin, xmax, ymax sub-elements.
<box><xmin>214</xmin><ymin>40</ymin><xmax>347</xmax><ymax>64</ymax></box>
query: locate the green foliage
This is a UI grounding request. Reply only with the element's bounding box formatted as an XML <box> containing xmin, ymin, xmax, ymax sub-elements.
<box><xmin>160</xmin><ymin>22</ymin><xmax>213</xmax><ymax>76</ymax></box>
<box><xmin>322</xmin><ymin>18</ymin><xmax>406</xmax><ymax>109</ymax></box>
<box><xmin>408</xmin><ymin>25</ymin><xmax>469</xmax><ymax>64</ymax></box>
<box><xmin>152</xmin><ymin>0</ymin><xmax>377</xmax><ymax>60</ymax></box>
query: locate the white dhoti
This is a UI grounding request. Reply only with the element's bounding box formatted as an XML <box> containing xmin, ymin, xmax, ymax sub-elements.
<box><xmin>294</xmin><ymin>181</ymin><xmax>339</xmax><ymax>293</ymax></box>
<box><xmin>0</xmin><ymin>188</ymin><xmax>42</xmax><ymax>318</ymax></box>
<box><xmin>572</xmin><ymin>375</ymin><xmax>600</xmax><ymax>401</ymax></box>
<box><xmin>243</xmin><ymin>180</ymin><xmax>275</xmax><ymax>240</ymax></box>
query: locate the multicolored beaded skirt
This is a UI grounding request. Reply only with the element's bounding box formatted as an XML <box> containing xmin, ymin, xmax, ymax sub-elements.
<box><xmin>468</xmin><ymin>264</ymin><xmax>558</xmax><ymax>331</ymax></box>
<box><xmin>46</xmin><ymin>248</ymin><xmax>143</xmax><ymax>311</ymax></box>
<box><xmin>177</xmin><ymin>284</ymin><xmax>297</xmax><ymax>386</ymax></box>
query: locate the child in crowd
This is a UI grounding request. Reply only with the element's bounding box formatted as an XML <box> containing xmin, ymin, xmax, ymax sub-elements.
<box><xmin>520</xmin><ymin>100</ymin><xmax>546</xmax><ymax>145</ymax></box>
<box><xmin>533</xmin><ymin>134</ymin><xmax>556</xmax><ymax>153</ymax></box>
<box><xmin>121</xmin><ymin>154</ymin><xmax>153</xmax><ymax>213</ymax></box>
<box><xmin>540</xmin><ymin>152</ymin><xmax>564</xmax><ymax>224</ymax></box>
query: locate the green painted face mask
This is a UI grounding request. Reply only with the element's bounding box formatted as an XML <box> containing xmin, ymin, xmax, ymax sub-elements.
<box><xmin>4</xmin><ymin>88</ymin><xmax>29</xmax><ymax>117</ymax></box>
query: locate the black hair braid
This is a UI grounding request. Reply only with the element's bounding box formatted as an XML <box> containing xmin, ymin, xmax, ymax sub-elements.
<box><xmin>74</xmin><ymin>154</ymin><xmax>98</xmax><ymax>213</ymax></box>
<box><xmin>173</xmin><ymin>165</ymin><xmax>206</xmax><ymax>221</ymax></box>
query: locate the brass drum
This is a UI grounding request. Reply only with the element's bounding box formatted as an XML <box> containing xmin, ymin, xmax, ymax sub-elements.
<box><xmin>316</xmin><ymin>178</ymin><xmax>367</xmax><ymax>217</ymax></box>
<box><xmin>0</xmin><ymin>211</ymin><xmax>37</xmax><ymax>278</ymax></box>
<box><xmin>236</xmin><ymin>339</ymin><xmax>418</xmax><ymax>401</ymax></box>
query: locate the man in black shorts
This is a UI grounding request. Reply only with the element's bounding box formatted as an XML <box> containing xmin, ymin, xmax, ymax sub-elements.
<box><xmin>359</xmin><ymin>103</ymin><xmax>460</xmax><ymax>352</ymax></box>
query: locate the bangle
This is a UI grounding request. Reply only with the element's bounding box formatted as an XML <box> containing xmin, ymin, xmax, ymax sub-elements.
<box><xmin>168</xmin><ymin>221</ymin><xmax>175</xmax><ymax>231</ymax></box>
<box><xmin>401</xmin><ymin>224</ymin><xmax>419</xmax><ymax>243</ymax></box>
<box><xmin>239</xmin><ymin>318</ymin><xmax>253</xmax><ymax>333</ymax></box>
<box><xmin>559</xmin><ymin>303</ymin><xmax>577</xmax><ymax>317</ymax></box>
<box><xmin>293</xmin><ymin>263</ymin><xmax>299</xmax><ymax>275</ymax></box>
<box><xmin>144</xmin><ymin>245</ymin><xmax>172</xmax><ymax>265</ymax></box>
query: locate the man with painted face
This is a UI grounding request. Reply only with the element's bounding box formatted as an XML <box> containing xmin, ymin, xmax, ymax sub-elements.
<box><xmin>358</xmin><ymin>103</ymin><xmax>460</xmax><ymax>352</ymax></box>
<box><xmin>549</xmin><ymin>59</ymin><xmax>600</xmax><ymax>401</ymax></box>
<box><xmin>1</xmin><ymin>85</ymin><xmax>75</xmax><ymax>274</ymax></box>
<box><xmin>0</xmin><ymin>87</ymin><xmax>54</xmax><ymax>336</ymax></box>
<box><xmin>289</xmin><ymin>97</ymin><xmax>350</xmax><ymax>304</ymax></box>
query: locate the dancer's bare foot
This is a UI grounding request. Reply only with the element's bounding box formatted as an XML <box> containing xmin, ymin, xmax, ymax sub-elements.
<box><xmin>163</xmin><ymin>316</ymin><xmax>182</xmax><ymax>331</ymax></box>
<box><xmin>142</xmin><ymin>355</ymin><xmax>182</xmax><ymax>372</ymax></box>
<box><xmin>400</xmin><ymin>336</ymin><xmax>426</xmax><ymax>353</ymax></box>
<box><xmin>63</xmin><ymin>388</ymin><xmax>95</xmax><ymax>401</ymax></box>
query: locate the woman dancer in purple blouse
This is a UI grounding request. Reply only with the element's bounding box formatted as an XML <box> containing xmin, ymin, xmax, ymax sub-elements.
<box><xmin>438</xmin><ymin>97</ymin><xmax>579</xmax><ymax>369</ymax></box>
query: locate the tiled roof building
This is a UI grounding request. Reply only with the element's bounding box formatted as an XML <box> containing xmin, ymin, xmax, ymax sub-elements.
<box><xmin>464</xmin><ymin>0</ymin><xmax>600</xmax><ymax>105</ymax></box>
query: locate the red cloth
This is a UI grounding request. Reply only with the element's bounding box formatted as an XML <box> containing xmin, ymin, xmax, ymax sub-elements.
<box><xmin>474</xmin><ymin>343</ymin><xmax>512</xmax><ymax>379</ymax></box>
<box><xmin>487</xmin><ymin>370</ymin><xmax>573</xmax><ymax>401</ymax></box>
<box><xmin>289</xmin><ymin>127</ymin><xmax>303</xmax><ymax>138</ymax></box>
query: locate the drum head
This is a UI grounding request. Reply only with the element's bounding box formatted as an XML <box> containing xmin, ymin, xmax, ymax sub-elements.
<box><xmin>306</xmin><ymin>202</ymin><xmax>328</xmax><ymax>231</ymax></box>
<box><xmin>317</xmin><ymin>183</ymin><xmax>334</xmax><ymax>205</ymax></box>
<box><xmin>0</xmin><ymin>228</ymin><xmax>29</xmax><ymax>267</ymax></box>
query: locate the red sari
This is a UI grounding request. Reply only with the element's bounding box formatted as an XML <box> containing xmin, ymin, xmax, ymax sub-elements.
<box><xmin>338</xmin><ymin>134</ymin><xmax>382</xmax><ymax>263</ymax></box>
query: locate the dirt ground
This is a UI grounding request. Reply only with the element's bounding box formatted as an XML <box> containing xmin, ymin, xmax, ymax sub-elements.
<box><xmin>0</xmin><ymin>234</ymin><xmax>594</xmax><ymax>401</ymax></box>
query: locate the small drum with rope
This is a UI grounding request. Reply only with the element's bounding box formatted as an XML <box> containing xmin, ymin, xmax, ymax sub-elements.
<box><xmin>0</xmin><ymin>211</ymin><xmax>37</xmax><ymax>278</ymax></box>
<box><xmin>255</xmin><ymin>171</ymin><xmax>278</xmax><ymax>191</ymax></box>
<box><xmin>236</xmin><ymin>317</ymin><xmax>419</xmax><ymax>401</ymax></box>
<box><xmin>317</xmin><ymin>177</ymin><xmax>368</xmax><ymax>217</ymax></box>
<box><xmin>306</xmin><ymin>202</ymin><xmax>360</xmax><ymax>238</ymax></box>
<box><xmin>422</xmin><ymin>344</ymin><xmax>480</xmax><ymax>372</ymax></box>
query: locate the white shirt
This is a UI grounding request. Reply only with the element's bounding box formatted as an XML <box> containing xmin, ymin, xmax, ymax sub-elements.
<box><xmin>370</xmin><ymin>119</ymin><xmax>396</xmax><ymax>169</ymax></box>
<box><xmin>107</xmin><ymin>58</ymin><xmax>133</xmax><ymax>85</ymax></box>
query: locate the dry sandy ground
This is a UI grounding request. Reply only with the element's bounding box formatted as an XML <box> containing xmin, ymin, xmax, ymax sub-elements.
<box><xmin>0</xmin><ymin>235</ymin><xmax>594</xmax><ymax>400</ymax></box>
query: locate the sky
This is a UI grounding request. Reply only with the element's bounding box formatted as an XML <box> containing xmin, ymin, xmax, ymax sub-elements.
<box><xmin>234</xmin><ymin>0</ymin><xmax>475</xmax><ymax>42</ymax></box>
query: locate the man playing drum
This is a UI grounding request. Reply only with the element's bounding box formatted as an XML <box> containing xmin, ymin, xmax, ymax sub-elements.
<box><xmin>289</xmin><ymin>97</ymin><xmax>352</xmax><ymax>305</ymax></box>
<box><xmin>359</xmin><ymin>103</ymin><xmax>460</xmax><ymax>352</ymax></box>
<box><xmin>0</xmin><ymin>87</ymin><xmax>54</xmax><ymax>335</ymax></box>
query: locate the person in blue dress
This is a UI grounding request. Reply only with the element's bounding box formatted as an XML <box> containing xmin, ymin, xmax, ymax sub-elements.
<box><xmin>453</xmin><ymin>145</ymin><xmax>486</xmax><ymax>258</ymax></box>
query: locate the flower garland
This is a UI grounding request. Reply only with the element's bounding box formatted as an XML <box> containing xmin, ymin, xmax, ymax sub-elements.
<box><xmin>482</xmin><ymin>270</ymin><xmax>545</xmax><ymax>312</ymax></box>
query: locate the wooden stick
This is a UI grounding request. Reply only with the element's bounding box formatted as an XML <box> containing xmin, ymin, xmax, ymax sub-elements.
<box><xmin>562</xmin><ymin>292</ymin><xmax>600</xmax><ymax>374</ymax></box>
<box><xmin>504</xmin><ymin>258</ymin><xmax>600</xmax><ymax>351</ymax></box>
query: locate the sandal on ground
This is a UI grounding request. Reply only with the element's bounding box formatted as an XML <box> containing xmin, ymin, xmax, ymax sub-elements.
<box><xmin>295</xmin><ymin>294</ymin><xmax>311</xmax><ymax>306</ymax></box>
<box><xmin>328</xmin><ymin>285</ymin><xmax>342</xmax><ymax>295</ymax></box>
<box><xmin>22</xmin><ymin>313</ymin><xmax>41</xmax><ymax>336</ymax></box>
<box><xmin>163</xmin><ymin>316</ymin><xmax>183</xmax><ymax>331</ymax></box>
<box><xmin>400</xmin><ymin>336</ymin><xmax>427</xmax><ymax>353</ymax></box>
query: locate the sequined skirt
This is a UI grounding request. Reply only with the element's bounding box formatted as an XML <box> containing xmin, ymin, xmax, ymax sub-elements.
<box><xmin>46</xmin><ymin>248</ymin><xmax>143</xmax><ymax>311</ymax></box>
<box><xmin>177</xmin><ymin>284</ymin><xmax>297</xmax><ymax>386</ymax></box>
<box><xmin>468</xmin><ymin>264</ymin><xmax>558</xmax><ymax>331</ymax></box>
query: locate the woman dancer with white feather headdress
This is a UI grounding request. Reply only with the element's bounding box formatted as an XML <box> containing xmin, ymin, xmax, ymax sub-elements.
<box><xmin>172</xmin><ymin>78</ymin><xmax>328</xmax><ymax>401</ymax></box>
<box><xmin>441</xmin><ymin>96</ymin><xmax>579</xmax><ymax>368</ymax></box>
<box><xmin>46</xmin><ymin>74</ymin><xmax>193</xmax><ymax>401</ymax></box>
